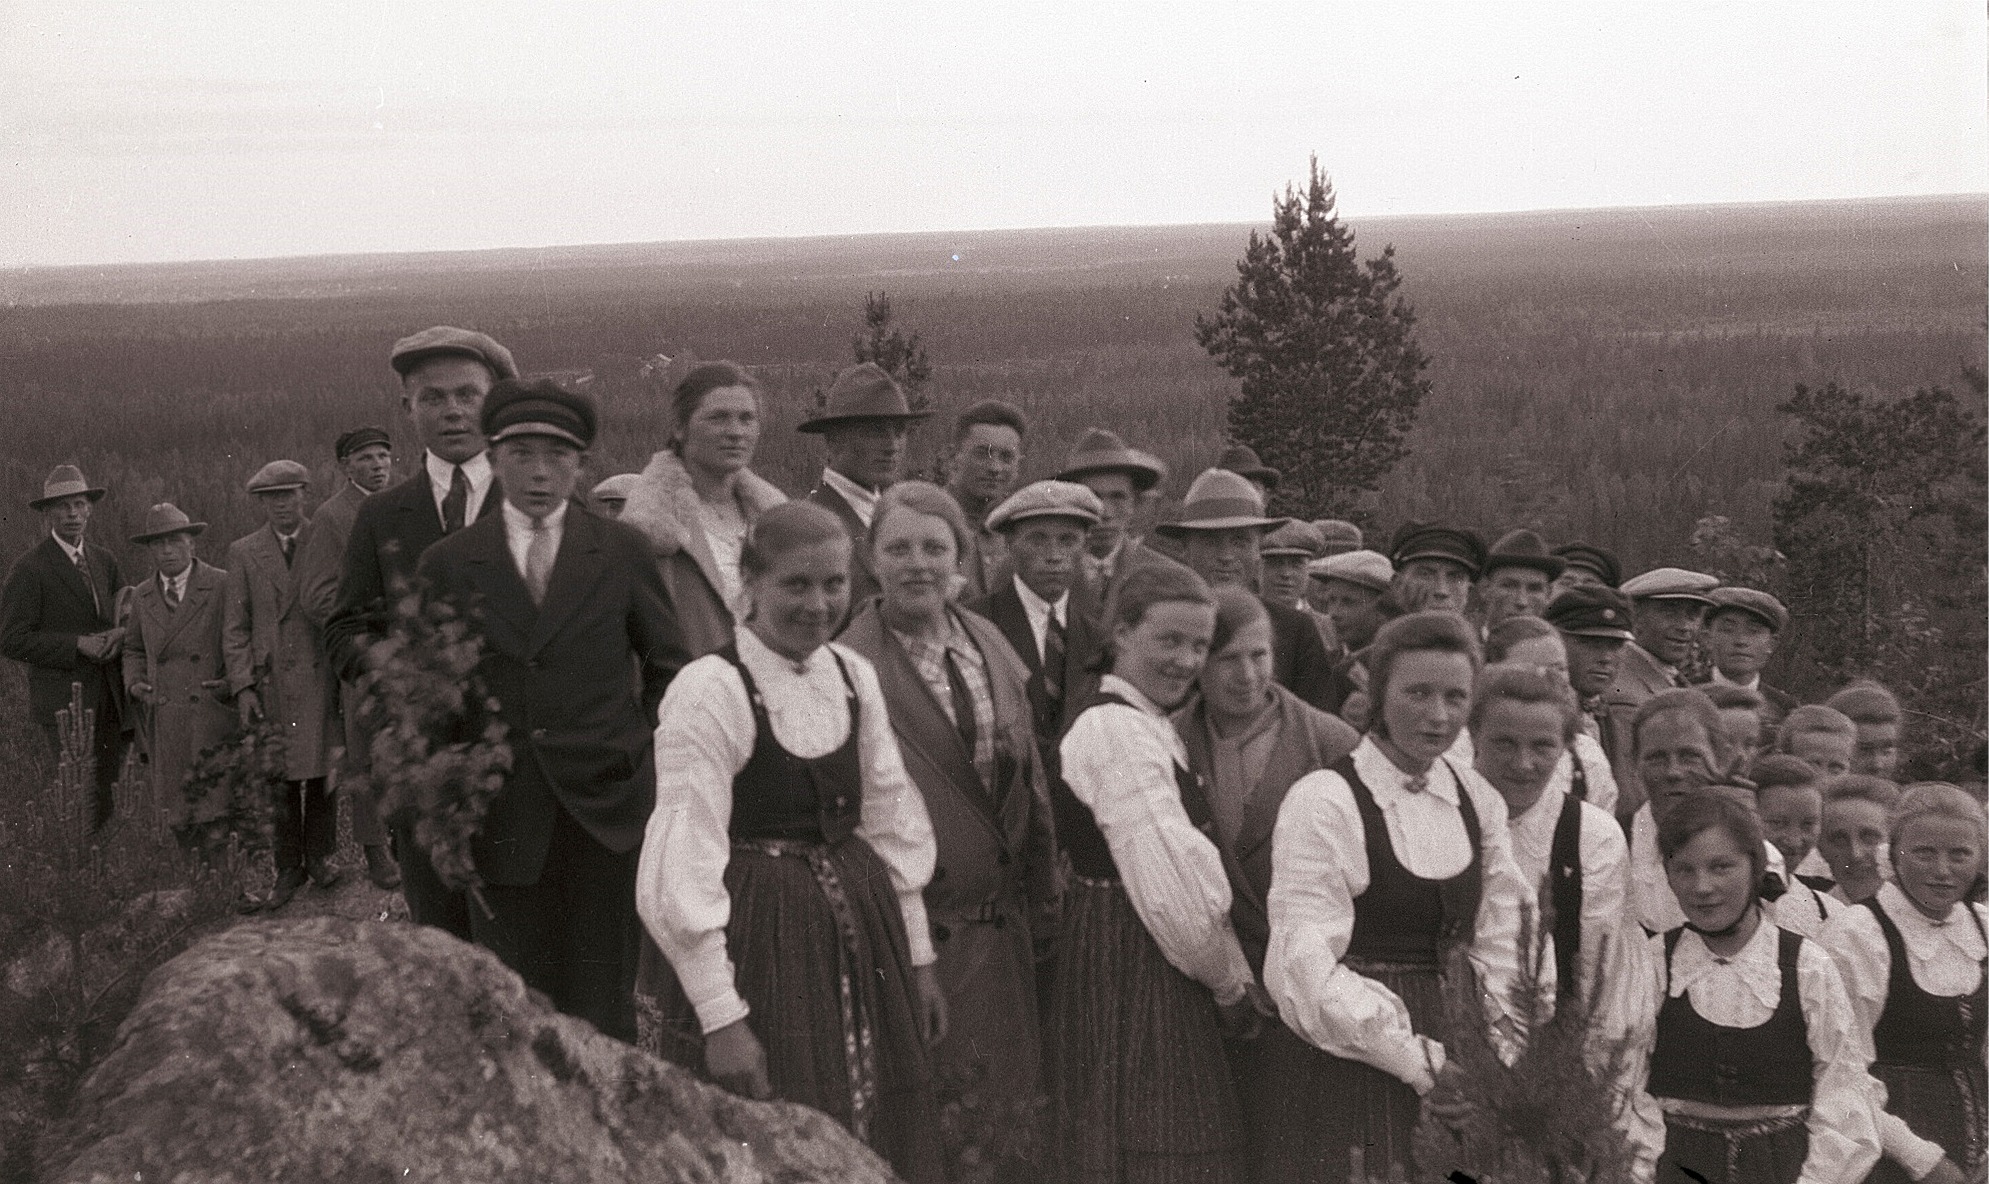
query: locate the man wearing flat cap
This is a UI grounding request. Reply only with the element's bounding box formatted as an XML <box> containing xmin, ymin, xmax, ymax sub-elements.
<box><xmin>294</xmin><ymin>426</ymin><xmax>399</xmax><ymax>889</ymax></box>
<box><xmin>800</xmin><ymin>362</ymin><xmax>929</xmax><ymax>613</ymax></box>
<box><xmin>1696</xmin><ymin>587</ymin><xmax>1796</xmax><ymax>725</ymax></box>
<box><xmin>1604</xmin><ymin>566</ymin><xmax>1718</xmax><ymax>818</ymax></box>
<box><xmin>416</xmin><ymin>377</ymin><xmax>687</xmax><ymax>1041</ymax></box>
<box><xmin>2</xmin><ymin>465</ymin><xmax>129</xmax><ymax>829</ymax></box>
<box><xmin>1260</xmin><ymin>520</ymin><xmax>1336</xmax><ymax>651</ymax></box>
<box><xmin>122</xmin><ymin>503</ymin><xmax>233</xmax><ymax>849</ymax></box>
<box><xmin>1387</xmin><ymin>521</ymin><xmax>1485</xmax><ymax>617</ymax></box>
<box><xmin>326</xmin><ymin>326</ymin><xmax>516</xmax><ymax>934</ymax></box>
<box><xmin>1054</xmin><ymin>427</ymin><xmax>1191</xmax><ymax>608</ymax></box>
<box><xmin>1552</xmin><ymin>541</ymin><xmax>1621</xmax><ymax>595</ymax></box>
<box><xmin>1158</xmin><ymin>468</ymin><xmax>1338</xmax><ymax>712</ymax></box>
<box><xmin>1307</xmin><ymin>549</ymin><xmax>1393</xmax><ymax>661</ymax></box>
<box><xmin>1311</xmin><ymin>519</ymin><xmax>1363</xmax><ymax>558</ymax></box>
<box><xmin>225</xmin><ymin>461</ymin><xmax>340</xmax><ymax>910</ymax></box>
<box><xmin>1480</xmin><ymin>529</ymin><xmax>1565</xmax><ymax>631</ymax></box>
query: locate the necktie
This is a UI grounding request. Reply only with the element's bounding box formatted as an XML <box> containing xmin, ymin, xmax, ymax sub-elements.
<box><xmin>280</xmin><ymin>534</ymin><xmax>296</xmax><ymax>567</ymax></box>
<box><xmin>1042</xmin><ymin>609</ymin><xmax>1067</xmax><ymax>701</ymax></box>
<box><xmin>164</xmin><ymin>574</ymin><xmax>181</xmax><ymax>608</ymax></box>
<box><xmin>943</xmin><ymin>648</ymin><xmax>978</xmax><ymax>754</ymax></box>
<box><xmin>441</xmin><ymin>465</ymin><xmax>469</xmax><ymax>534</ymax></box>
<box><xmin>524</xmin><ymin>518</ymin><xmax>554</xmax><ymax>606</ymax></box>
<box><xmin>74</xmin><ymin>550</ymin><xmax>101</xmax><ymax>614</ymax></box>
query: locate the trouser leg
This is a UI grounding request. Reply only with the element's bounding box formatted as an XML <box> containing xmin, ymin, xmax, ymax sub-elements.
<box><xmin>546</xmin><ymin>807</ymin><xmax>640</xmax><ymax>1043</ymax></box>
<box><xmin>272</xmin><ymin>780</ymin><xmax>305</xmax><ymax>871</ymax></box>
<box><xmin>392</xmin><ymin>818</ymin><xmax>473</xmax><ymax>939</ymax></box>
<box><xmin>298</xmin><ymin>776</ymin><xmax>336</xmax><ymax>864</ymax></box>
<box><xmin>339</xmin><ymin>681</ymin><xmax>389</xmax><ymax>847</ymax></box>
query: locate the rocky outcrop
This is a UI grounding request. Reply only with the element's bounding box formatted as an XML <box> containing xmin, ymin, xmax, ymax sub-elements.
<box><xmin>44</xmin><ymin>916</ymin><xmax>900</xmax><ymax>1183</ymax></box>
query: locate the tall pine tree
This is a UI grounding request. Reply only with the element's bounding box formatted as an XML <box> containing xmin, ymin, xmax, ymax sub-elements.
<box><xmin>852</xmin><ymin>290</ymin><xmax>932</xmax><ymax>411</ymax></box>
<box><xmin>1195</xmin><ymin>157</ymin><xmax>1431</xmax><ymax>518</ymax></box>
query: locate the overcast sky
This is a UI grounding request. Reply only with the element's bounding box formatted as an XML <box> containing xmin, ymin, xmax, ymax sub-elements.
<box><xmin>3</xmin><ymin>1</ymin><xmax>1983</xmax><ymax>267</ymax></box>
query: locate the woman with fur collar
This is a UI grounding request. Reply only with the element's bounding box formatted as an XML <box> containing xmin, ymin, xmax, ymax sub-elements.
<box><xmin>619</xmin><ymin>359</ymin><xmax>788</xmax><ymax>660</ymax></box>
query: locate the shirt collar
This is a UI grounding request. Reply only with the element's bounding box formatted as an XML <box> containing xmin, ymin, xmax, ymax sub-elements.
<box><xmin>1350</xmin><ymin>735</ymin><xmax>1461</xmax><ymax>805</ymax></box>
<box><xmin>1508</xmin><ymin>783</ymin><xmax>1568</xmax><ymax>831</ymax></box>
<box><xmin>501</xmin><ymin>497</ymin><xmax>568</xmax><ymax>533</ymax></box>
<box><xmin>1012</xmin><ymin>572</ymin><xmax>1066</xmax><ymax>625</ymax></box>
<box><xmin>1877</xmin><ymin>881</ymin><xmax>1989</xmax><ymax>958</ymax></box>
<box><xmin>1667</xmin><ymin>913</ymin><xmax>1784</xmax><ymax>1008</ymax></box>
<box><xmin>1099</xmin><ymin>673</ymin><xmax>1165</xmax><ymax>718</ymax></box>
<box><xmin>1710</xmin><ymin>667</ymin><xmax>1760</xmax><ymax>691</ymax></box>
<box><xmin>738</xmin><ymin>621</ymin><xmax>823</xmax><ymax>677</ymax></box>
<box><xmin>52</xmin><ymin>534</ymin><xmax>86</xmax><ymax>562</ymax></box>
<box><xmin>820</xmin><ymin>467</ymin><xmax>880</xmax><ymax>527</ymax></box>
<box><xmin>425</xmin><ymin>449</ymin><xmax>492</xmax><ymax>493</ymax></box>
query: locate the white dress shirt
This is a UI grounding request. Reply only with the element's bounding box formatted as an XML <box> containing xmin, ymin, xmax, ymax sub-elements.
<box><xmin>635</xmin><ymin>629</ymin><xmax>938</xmax><ymax>1035</ymax></box>
<box><xmin>1264</xmin><ymin>737</ymin><xmax>1530</xmax><ymax>1094</ymax></box>
<box><xmin>1506</xmin><ymin>786</ymin><xmax>1635</xmax><ymax>1025</ymax></box>
<box><xmin>1630</xmin><ymin>804</ymin><xmax>1789</xmax><ymax>935</ymax></box>
<box><xmin>1709</xmin><ymin>667</ymin><xmax>1762</xmax><ymax>692</ymax></box>
<box><xmin>1011</xmin><ymin>573</ymin><xmax>1067</xmax><ymax>662</ymax></box>
<box><xmin>1623</xmin><ymin>919</ymin><xmax>1882</xmax><ymax>1184</ymax></box>
<box><xmin>500</xmin><ymin>499</ymin><xmax>565</xmax><ymax>584</ymax></box>
<box><xmin>1819</xmin><ymin>882</ymin><xmax>1988</xmax><ymax>1180</ymax></box>
<box><xmin>820</xmin><ymin>467</ymin><xmax>880</xmax><ymax>529</ymax></box>
<box><xmin>1058</xmin><ymin>674</ymin><xmax>1256</xmax><ymax>1008</ymax></box>
<box><xmin>424</xmin><ymin>449</ymin><xmax>494</xmax><ymax>528</ymax></box>
<box><xmin>158</xmin><ymin>567</ymin><xmax>188</xmax><ymax>603</ymax></box>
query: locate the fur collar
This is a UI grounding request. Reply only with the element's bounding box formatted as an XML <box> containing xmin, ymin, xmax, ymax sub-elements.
<box><xmin>620</xmin><ymin>449</ymin><xmax>786</xmax><ymax>561</ymax></box>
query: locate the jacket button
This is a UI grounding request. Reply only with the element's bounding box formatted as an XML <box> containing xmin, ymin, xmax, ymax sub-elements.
<box><xmin>531</xmin><ymin>728</ymin><xmax>546</xmax><ymax>739</ymax></box>
<box><xmin>932</xmin><ymin>924</ymin><xmax>951</xmax><ymax>944</ymax></box>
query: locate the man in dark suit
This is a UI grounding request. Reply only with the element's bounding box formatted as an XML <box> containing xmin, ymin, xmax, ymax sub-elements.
<box><xmin>798</xmin><ymin>362</ymin><xmax>931</xmax><ymax>610</ymax></box>
<box><xmin>325</xmin><ymin>326</ymin><xmax>517</xmax><ymax>935</ymax></box>
<box><xmin>1157</xmin><ymin>468</ymin><xmax>1338</xmax><ymax>713</ymax></box>
<box><xmin>969</xmin><ymin>480</ymin><xmax>1107</xmax><ymax>760</ymax></box>
<box><xmin>1</xmin><ymin>465</ymin><xmax>128</xmax><ymax>828</ymax></box>
<box><xmin>417</xmin><ymin>378</ymin><xmax>686</xmax><ymax>1041</ymax></box>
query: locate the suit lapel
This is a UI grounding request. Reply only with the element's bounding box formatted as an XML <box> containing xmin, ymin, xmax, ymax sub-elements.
<box><xmin>459</xmin><ymin>516</ymin><xmax>536</xmax><ymax>653</ymax></box>
<box><xmin>986</xmin><ymin>584</ymin><xmax>1043</xmax><ymax>678</ymax></box>
<box><xmin>161</xmin><ymin>563</ymin><xmax>216</xmax><ymax>649</ymax></box>
<box><xmin>43</xmin><ymin>538</ymin><xmax>98</xmax><ymax>617</ymax></box>
<box><xmin>810</xmin><ymin>485</ymin><xmax>873</xmax><ymax>580</ymax></box>
<box><xmin>524</xmin><ymin>508</ymin><xmax>606</xmax><ymax>659</ymax></box>
<box><xmin>245</xmin><ymin>527</ymin><xmax>289</xmax><ymax>618</ymax></box>
<box><xmin>960</xmin><ymin>611</ymin><xmax>1037</xmax><ymax>849</ymax></box>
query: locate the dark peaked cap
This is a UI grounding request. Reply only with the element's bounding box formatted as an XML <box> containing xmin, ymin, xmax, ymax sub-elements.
<box><xmin>1055</xmin><ymin>428</ymin><xmax>1168</xmax><ymax>492</ymax></box>
<box><xmin>334</xmin><ymin>426</ymin><xmax>392</xmax><ymax>460</ymax></box>
<box><xmin>1485</xmin><ymin>529</ymin><xmax>1566</xmax><ymax>579</ymax></box>
<box><xmin>1388</xmin><ymin>521</ymin><xmax>1487</xmax><ymax>579</ymax></box>
<box><xmin>1553</xmin><ymin>541</ymin><xmax>1622</xmax><ymax>589</ymax></box>
<box><xmin>481</xmin><ymin>378</ymin><xmax>598</xmax><ymax>449</ymax></box>
<box><xmin>797</xmin><ymin>363</ymin><xmax>932</xmax><ymax>433</ymax></box>
<box><xmin>1546</xmin><ymin>585</ymin><xmax>1636</xmax><ymax>640</ymax></box>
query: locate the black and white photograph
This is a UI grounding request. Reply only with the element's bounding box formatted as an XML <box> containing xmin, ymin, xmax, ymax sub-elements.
<box><xmin>1</xmin><ymin>3</ymin><xmax>1984</xmax><ymax>1181</ymax></box>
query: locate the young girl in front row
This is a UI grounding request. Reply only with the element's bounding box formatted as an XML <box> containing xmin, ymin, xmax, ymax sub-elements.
<box><xmin>1820</xmin><ymin>784</ymin><xmax>1986</xmax><ymax>1184</ymax></box>
<box><xmin>1626</xmin><ymin>789</ymin><xmax>1880</xmax><ymax>1184</ymax></box>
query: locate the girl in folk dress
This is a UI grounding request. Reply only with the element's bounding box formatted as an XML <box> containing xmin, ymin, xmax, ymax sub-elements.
<box><xmin>1051</xmin><ymin>564</ymin><xmax>1272</xmax><ymax>1184</ymax></box>
<box><xmin>1625</xmin><ymin>789</ymin><xmax>1880</xmax><ymax>1184</ymax></box>
<box><xmin>636</xmin><ymin>501</ymin><xmax>946</xmax><ymax>1184</ymax></box>
<box><xmin>1819</xmin><ymin>784</ymin><xmax>1986</xmax><ymax>1184</ymax></box>
<box><xmin>1261</xmin><ymin>611</ymin><xmax>1530</xmax><ymax>1182</ymax></box>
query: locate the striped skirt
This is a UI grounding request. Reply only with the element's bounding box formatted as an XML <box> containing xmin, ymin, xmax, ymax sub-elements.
<box><xmin>638</xmin><ymin>835</ymin><xmax>944</xmax><ymax>1184</ymax></box>
<box><xmin>1251</xmin><ymin>960</ymin><xmax>1446</xmax><ymax>1183</ymax></box>
<box><xmin>1867</xmin><ymin>1062</ymin><xmax>1986</xmax><ymax>1182</ymax></box>
<box><xmin>1658</xmin><ymin>1110</ymin><xmax>1807</xmax><ymax>1184</ymax></box>
<box><xmin>1048</xmin><ymin>876</ymin><xmax>1246</xmax><ymax>1184</ymax></box>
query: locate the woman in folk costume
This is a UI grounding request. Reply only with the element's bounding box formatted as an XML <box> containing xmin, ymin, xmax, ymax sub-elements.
<box><xmin>1473</xmin><ymin>614</ymin><xmax>1621</xmax><ymax>815</ymax></box>
<box><xmin>1051</xmin><ymin>563</ymin><xmax>1273</xmax><ymax>1184</ymax></box>
<box><xmin>618</xmin><ymin>357</ymin><xmax>788</xmax><ymax>659</ymax></box>
<box><xmin>1170</xmin><ymin>586</ymin><xmax>1359</xmax><ymax>1170</ymax></box>
<box><xmin>1624</xmin><ymin>789</ymin><xmax>1880</xmax><ymax>1184</ymax></box>
<box><xmin>1819</xmin><ymin>784</ymin><xmax>1986</xmax><ymax>1184</ymax></box>
<box><xmin>636</xmin><ymin>501</ymin><xmax>946</xmax><ymax>1184</ymax></box>
<box><xmin>1261</xmin><ymin>610</ymin><xmax>1530</xmax><ymax>1182</ymax></box>
<box><xmin>838</xmin><ymin>482</ymin><xmax>1058</xmax><ymax>1173</ymax></box>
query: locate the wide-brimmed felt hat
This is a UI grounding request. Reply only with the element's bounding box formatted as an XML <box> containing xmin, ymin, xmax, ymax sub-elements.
<box><xmin>1216</xmin><ymin>444</ymin><xmax>1279</xmax><ymax>490</ymax></box>
<box><xmin>1708</xmin><ymin>586</ymin><xmax>1790</xmax><ymax>634</ymax></box>
<box><xmin>1260</xmin><ymin>521</ymin><xmax>1324</xmax><ymax>559</ymax></box>
<box><xmin>796</xmin><ymin>363</ymin><xmax>932</xmax><ymax>434</ymax></box>
<box><xmin>334</xmin><ymin>426</ymin><xmax>392</xmax><ymax>460</ymax></box>
<box><xmin>1553</xmin><ymin>541</ymin><xmax>1622</xmax><ymax>589</ymax></box>
<box><xmin>1054</xmin><ymin>428</ymin><xmax>1168</xmax><ymax>493</ymax></box>
<box><xmin>245</xmin><ymin>460</ymin><xmax>311</xmax><ymax>494</ymax></box>
<box><xmin>986</xmin><ymin>480</ymin><xmax>1102</xmax><ymax>533</ymax></box>
<box><xmin>1313</xmin><ymin>519</ymin><xmax>1363</xmax><ymax>555</ymax></box>
<box><xmin>1546</xmin><ymin>585</ymin><xmax>1636</xmax><ymax>640</ymax></box>
<box><xmin>1484</xmin><ymin>529</ymin><xmax>1566</xmax><ymax>580</ymax></box>
<box><xmin>1154</xmin><ymin>469</ymin><xmax>1287</xmax><ymax>538</ymax></box>
<box><xmin>1388</xmin><ymin>521</ymin><xmax>1487</xmax><ymax>579</ymax></box>
<box><xmin>30</xmin><ymin>465</ymin><xmax>106</xmax><ymax>510</ymax></box>
<box><xmin>1621</xmin><ymin>566</ymin><xmax>1719</xmax><ymax>605</ymax></box>
<box><xmin>130</xmin><ymin>502</ymin><xmax>206</xmax><ymax>544</ymax></box>
<box><xmin>1307</xmin><ymin>549</ymin><xmax>1393</xmax><ymax>593</ymax></box>
<box><xmin>482</xmin><ymin>378</ymin><xmax>599</xmax><ymax>449</ymax></box>
<box><xmin>389</xmin><ymin>326</ymin><xmax>519</xmax><ymax>382</ymax></box>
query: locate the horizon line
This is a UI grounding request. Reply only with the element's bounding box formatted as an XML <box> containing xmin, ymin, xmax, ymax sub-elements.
<box><xmin>10</xmin><ymin>190</ymin><xmax>1985</xmax><ymax>275</ymax></box>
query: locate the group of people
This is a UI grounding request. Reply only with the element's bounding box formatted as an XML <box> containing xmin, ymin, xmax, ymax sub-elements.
<box><xmin>2</xmin><ymin>324</ymin><xmax>1981</xmax><ymax>1184</ymax></box>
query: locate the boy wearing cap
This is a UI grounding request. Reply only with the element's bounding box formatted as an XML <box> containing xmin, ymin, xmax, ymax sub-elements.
<box><xmin>1386</xmin><ymin>521</ymin><xmax>1485</xmax><ymax>615</ymax></box>
<box><xmin>416</xmin><ymin>378</ymin><xmax>686</xmax><ymax>1041</ymax></box>
<box><xmin>122</xmin><ymin>504</ymin><xmax>233</xmax><ymax>848</ymax></box>
<box><xmin>2</xmin><ymin>466</ymin><xmax>130</xmax><ymax>828</ymax></box>
<box><xmin>295</xmin><ymin>426</ymin><xmax>400</xmax><ymax>889</ymax></box>
<box><xmin>1699</xmin><ymin>586</ymin><xmax>1796</xmax><ymax>725</ymax></box>
<box><xmin>225</xmin><ymin>461</ymin><xmax>339</xmax><ymax>909</ymax></box>
<box><xmin>326</xmin><ymin>326</ymin><xmax>516</xmax><ymax>934</ymax></box>
<box><xmin>1480</xmin><ymin>529</ymin><xmax>1564</xmax><ymax>629</ymax></box>
<box><xmin>945</xmin><ymin>399</ymin><xmax>1028</xmax><ymax>603</ymax></box>
<box><xmin>800</xmin><ymin>362</ymin><xmax>930</xmax><ymax>612</ymax></box>
<box><xmin>1546</xmin><ymin>585</ymin><xmax>1639</xmax><ymax>818</ymax></box>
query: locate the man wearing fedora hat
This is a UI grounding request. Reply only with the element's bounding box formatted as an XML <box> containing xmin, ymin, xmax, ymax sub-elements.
<box><xmin>121</xmin><ymin>503</ymin><xmax>234</xmax><ymax>849</ymax></box>
<box><xmin>295</xmin><ymin>426</ymin><xmax>400</xmax><ymax>889</ymax></box>
<box><xmin>1215</xmin><ymin>443</ymin><xmax>1280</xmax><ymax>505</ymax></box>
<box><xmin>1158</xmin><ymin>468</ymin><xmax>1338</xmax><ymax>712</ymax></box>
<box><xmin>416</xmin><ymin>378</ymin><xmax>685</xmax><ymax>1041</ymax></box>
<box><xmin>2</xmin><ymin>465</ymin><xmax>129</xmax><ymax>829</ymax></box>
<box><xmin>800</xmin><ymin>362</ymin><xmax>931</xmax><ymax>613</ymax></box>
<box><xmin>326</xmin><ymin>326</ymin><xmax>516</xmax><ymax>934</ymax></box>
<box><xmin>1481</xmin><ymin>528</ymin><xmax>1565</xmax><ymax>630</ymax></box>
<box><xmin>1053</xmin><ymin>427</ymin><xmax>1190</xmax><ymax>608</ymax></box>
<box><xmin>225</xmin><ymin>460</ymin><xmax>340</xmax><ymax>910</ymax></box>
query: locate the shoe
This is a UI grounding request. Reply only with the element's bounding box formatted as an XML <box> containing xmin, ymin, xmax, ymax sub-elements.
<box><xmin>363</xmin><ymin>844</ymin><xmax>402</xmax><ymax>890</ymax></box>
<box><xmin>307</xmin><ymin>859</ymin><xmax>343</xmax><ymax>891</ymax></box>
<box><xmin>264</xmin><ymin>868</ymin><xmax>307</xmax><ymax>912</ymax></box>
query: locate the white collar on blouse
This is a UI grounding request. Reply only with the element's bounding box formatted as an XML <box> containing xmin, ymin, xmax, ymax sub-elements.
<box><xmin>1875</xmin><ymin>881</ymin><xmax>1988</xmax><ymax>961</ymax></box>
<box><xmin>1099</xmin><ymin>673</ymin><xmax>1164</xmax><ymax>717</ymax></box>
<box><xmin>1668</xmin><ymin>913</ymin><xmax>1786</xmax><ymax>1007</ymax></box>
<box><xmin>1350</xmin><ymin>735</ymin><xmax>1461</xmax><ymax>806</ymax></box>
<box><xmin>738</xmin><ymin>622</ymin><xmax>827</xmax><ymax>678</ymax></box>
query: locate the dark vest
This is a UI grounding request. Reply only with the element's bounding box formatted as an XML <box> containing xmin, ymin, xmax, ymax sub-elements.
<box><xmin>1648</xmin><ymin>925</ymin><xmax>1813</xmax><ymax>1107</ymax></box>
<box><xmin>721</xmin><ymin>644</ymin><xmax>864</xmax><ymax>846</ymax></box>
<box><xmin>1865</xmin><ymin>899</ymin><xmax>1987</xmax><ymax>1071</ymax></box>
<box><xmin>1341</xmin><ymin>756</ymin><xmax>1483</xmax><ymax>968</ymax></box>
<box><xmin>1548</xmin><ymin>792</ymin><xmax>1586</xmax><ymax>1001</ymax></box>
<box><xmin>1055</xmin><ymin>690</ymin><xmax>1214</xmax><ymax>881</ymax></box>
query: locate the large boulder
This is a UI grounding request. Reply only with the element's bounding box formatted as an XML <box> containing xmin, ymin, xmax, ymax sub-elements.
<box><xmin>43</xmin><ymin>916</ymin><xmax>900</xmax><ymax>1183</ymax></box>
